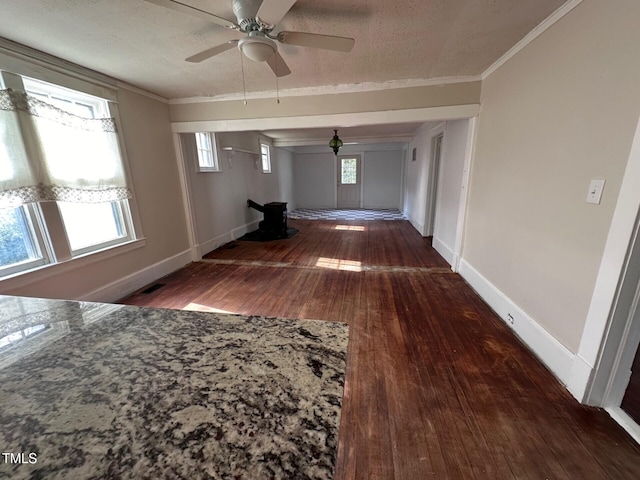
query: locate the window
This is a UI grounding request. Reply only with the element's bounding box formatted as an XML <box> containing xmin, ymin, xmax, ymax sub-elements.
<box><xmin>341</xmin><ymin>158</ymin><xmax>357</xmax><ymax>184</ymax></box>
<box><xmin>0</xmin><ymin>204</ymin><xmax>49</xmax><ymax>277</ymax></box>
<box><xmin>0</xmin><ymin>71</ymin><xmax>136</xmax><ymax>279</ymax></box>
<box><xmin>195</xmin><ymin>132</ymin><xmax>219</xmax><ymax>171</ymax></box>
<box><xmin>260</xmin><ymin>143</ymin><xmax>271</xmax><ymax>173</ymax></box>
<box><xmin>57</xmin><ymin>201</ymin><xmax>130</xmax><ymax>254</ymax></box>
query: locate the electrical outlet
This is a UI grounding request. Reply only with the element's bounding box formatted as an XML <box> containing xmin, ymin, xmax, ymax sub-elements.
<box><xmin>506</xmin><ymin>313</ymin><xmax>515</xmax><ymax>325</ymax></box>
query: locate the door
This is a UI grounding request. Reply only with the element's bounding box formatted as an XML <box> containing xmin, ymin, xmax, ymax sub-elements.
<box><xmin>426</xmin><ymin>133</ymin><xmax>443</xmax><ymax>235</ymax></box>
<box><xmin>337</xmin><ymin>155</ymin><xmax>361</xmax><ymax>208</ymax></box>
<box><xmin>621</xmin><ymin>340</ymin><xmax>640</xmax><ymax>424</ymax></box>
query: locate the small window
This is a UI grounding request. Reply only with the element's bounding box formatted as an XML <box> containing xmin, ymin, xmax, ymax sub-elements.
<box><xmin>260</xmin><ymin>143</ymin><xmax>271</xmax><ymax>173</ymax></box>
<box><xmin>195</xmin><ymin>132</ymin><xmax>219</xmax><ymax>172</ymax></box>
<box><xmin>341</xmin><ymin>158</ymin><xmax>358</xmax><ymax>184</ymax></box>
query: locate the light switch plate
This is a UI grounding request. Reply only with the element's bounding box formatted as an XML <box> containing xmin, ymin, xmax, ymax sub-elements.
<box><xmin>586</xmin><ymin>179</ymin><xmax>605</xmax><ymax>204</ymax></box>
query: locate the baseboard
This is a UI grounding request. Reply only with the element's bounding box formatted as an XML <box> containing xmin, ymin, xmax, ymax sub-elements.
<box><xmin>404</xmin><ymin>211</ymin><xmax>425</xmax><ymax>236</ymax></box>
<box><xmin>231</xmin><ymin>220</ymin><xmax>260</xmax><ymax>240</ymax></box>
<box><xmin>196</xmin><ymin>220</ymin><xmax>261</xmax><ymax>258</ymax></box>
<box><xmin>432</xmin><ymin>237</ymin><xmax>455</xmax><ymax>266</ymax></box>
<box><xmin>458</xmin><ymin>258</ymin><xmax>575</xmax><ymax>385</ymax></box>
<box><xmin>78</xmin><ymin>249</ymin><xmax>192</xmax><ymax>303</ymax></box>
<box><xmin>197</xmin><ymin>233</ymin><xmax>232</xmax><ymax>259</ymax></box>
<box><xmin>606</xmin><ymin>407</ymin><xmax>640</xmax><ymax>445</ymax></box>
<box><xmin>567</xmin><ymin>354</ymin><xmax>595</xmax><ymax>402</ymax></box>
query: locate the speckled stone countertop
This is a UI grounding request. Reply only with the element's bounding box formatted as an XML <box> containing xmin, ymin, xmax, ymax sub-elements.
<box><xmin>0</xmin><ymin>295</ymin><xmax>348</xmax><ymax>480</ymax></box>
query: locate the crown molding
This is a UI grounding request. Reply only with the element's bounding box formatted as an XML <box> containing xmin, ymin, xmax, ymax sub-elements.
<box><xmin>0</xmin><ymin>37</ymin><xmax>168</xmax><ymax>104</ymax></box>
<box><xmin>481</xmin><ymin>0</ymin><xmax>583</xmax><ymax>80</ymax></box>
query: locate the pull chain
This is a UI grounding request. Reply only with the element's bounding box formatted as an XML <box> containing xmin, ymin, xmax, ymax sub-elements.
<box><xmin>239</xmin><ymin>50</ymin><xmax>247</xmax><ymax>105</ymax></box>
<box><xmin>275</xmin><ymin>56</ymin><xmax>280</xmax><ymax>104</ymax></box>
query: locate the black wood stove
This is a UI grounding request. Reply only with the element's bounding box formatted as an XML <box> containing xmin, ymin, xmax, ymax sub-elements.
<box><xmin>247</xmin><ymin>199</ymin><xmax>288</xmax><ymax>239</ymax></box>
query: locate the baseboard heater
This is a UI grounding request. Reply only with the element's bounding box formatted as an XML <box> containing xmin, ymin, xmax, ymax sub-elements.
<box><xmin>247</xmin><ymin>199</ymin><xmax>288</xmax><ymax>239</ymax></box>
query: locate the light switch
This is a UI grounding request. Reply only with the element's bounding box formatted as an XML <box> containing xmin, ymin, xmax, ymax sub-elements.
<box><xmin>586</xmin><ymin>179</ymin><xmax>605</xmax><ymax>204</ymax></box>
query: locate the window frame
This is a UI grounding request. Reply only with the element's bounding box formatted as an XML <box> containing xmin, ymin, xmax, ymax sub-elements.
<box><xmin>260</xmin><ymin>142</ymin><xmax>271</xmax><ymax>174</ymax></box>
<box><xmin>195</xmin><ymin>132</ymin><xmax>220</xmax><ymax>172</ymax></box>
<box><xmin>0</xmin><ymin>203</ymin><xmax>51</xmax><ymax>278</ymax></box>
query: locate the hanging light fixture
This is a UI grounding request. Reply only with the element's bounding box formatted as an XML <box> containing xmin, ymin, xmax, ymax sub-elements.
<box><xmin>329</xmin><ymin>129</ymin><xmax>343</xmax><ymax>155</ymax></box>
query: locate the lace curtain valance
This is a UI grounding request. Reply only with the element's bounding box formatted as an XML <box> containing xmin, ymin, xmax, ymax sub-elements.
<box><xmin>0</xmin><ymin>88</ymin><xmax>132</xmax><ymax>209</ymax></box>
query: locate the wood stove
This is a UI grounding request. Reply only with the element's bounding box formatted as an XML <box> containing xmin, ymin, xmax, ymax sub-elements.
<box><xmin>247</xmin><ymin>199</ymin><xmax>288</xmax><ymax>239</ymax></box>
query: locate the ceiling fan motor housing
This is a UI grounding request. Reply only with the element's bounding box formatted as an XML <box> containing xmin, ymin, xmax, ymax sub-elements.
<box><xmin>233</xmin><ymin>0</ymin><xmax>262</xmax><ymax>29</ymax></box>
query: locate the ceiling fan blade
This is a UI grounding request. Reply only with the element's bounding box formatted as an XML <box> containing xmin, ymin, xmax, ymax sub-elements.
<box><xmin>143</xmin><ymin>0</ymin><xmax>239</xmax><ymax>29</ymax></box>
<box><xmin>266</xmin><ymin>51</ymin><xmax>291</xmax><ymax>77</ymax></box>
<box><xmin>277</xmin><ymin>31</ymin><xmax>355</xmax><ymax>52</ymax></box>
<box><xmin>256</xmin><ymin>0</ymin><xmax>297</xmax><ymax>26</ymax></box>
<box><xmin>186</xmin><ymin>41</ymin><xmax>238</xmax><ymax>63</ymax></box>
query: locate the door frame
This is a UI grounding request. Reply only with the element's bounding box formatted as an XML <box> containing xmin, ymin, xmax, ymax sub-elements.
<box><xmin>570</xmin><ymin>114</ymin><xmax>640</xmax><ymax>443</ymax></box>
<box><xmin>424</xmin><ymin>126</ymin><xmax>445</xmax><ymax>237</ymax></box>
<box><xmin>335</xmin><ymin>152</ymin><xmax>364</xmax><ymax>208</ymax></box>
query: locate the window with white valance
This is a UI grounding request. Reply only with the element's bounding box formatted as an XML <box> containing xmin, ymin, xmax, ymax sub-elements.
<box><xmin>0</xmin><ymin>71</ymin><xmax>137</xmax><ymax>279</ymax></box>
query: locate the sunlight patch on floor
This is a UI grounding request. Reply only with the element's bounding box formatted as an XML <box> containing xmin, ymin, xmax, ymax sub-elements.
<box><xmin>315</xmin><ymin>257</ymin><xmax>363</xmax><ymax>272</ymax></box>
<box><xmin>335</xmin><ymin>225</ymin><xmax>366</xmax><ymax>231</ymax></box>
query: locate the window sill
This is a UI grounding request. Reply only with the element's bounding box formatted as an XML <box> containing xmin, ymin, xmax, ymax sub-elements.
<box><xmin>197</xmin><ymin>167</ymin><xmax>221</xmax><ymax>173</ymax></box>
<box><xmin>0</xmin><ymin>238</ymin><xmax>146</xmax><ymax>293</ymax></box>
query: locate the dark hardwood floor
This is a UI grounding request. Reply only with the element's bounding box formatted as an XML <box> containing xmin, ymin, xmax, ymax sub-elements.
<box><xmin>120</xmin><ymin>219</ymin><xmax>640</xmax><ymax>479</ymax></box>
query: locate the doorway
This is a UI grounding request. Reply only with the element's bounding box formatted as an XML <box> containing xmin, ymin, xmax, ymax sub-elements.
<box><xmin>426</xmin><ymin>133</ymin><xmax>443</xmax><ymax>236</ymax></box>
<box><xmin>337</xmin><ymin>154</ymin><xmax>362</xmax><ymax>208</ymax></box>
<box><xmin>621</xmin><ymin>336</ymin><xmax>640</xmax><ymax>425</ymax></box>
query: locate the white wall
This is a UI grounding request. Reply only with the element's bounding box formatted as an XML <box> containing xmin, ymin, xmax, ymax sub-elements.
<box><xmin>293</xmin><ymin>143</ymin><xmax>405</xmax><ymax>209</ymax></box>
<box><xmin>432</xmin><ymin>120</ymin><xmax>470</xmax><ymax>265</ymax></box>
<box><xmin>362</xmin><ymin>149</ymin><xmax>403</xmax><ymax>209</ymax></box>
<box><xmin>1</xmin><ymin>89</ymin><xmax>192</xmax><ymax>302</ymax></box>
<box><xmin>461</xmin><ymin>0</ymin><xmax>640</xmax><ymax>385</ymax></box>
<box><xmin>293</xmin><ymin>149</ymin><xmax>335</xmax><ymax>209</ymax></box>
<box><xmin>181</xmin><ymin>132</ymin><xmax>295</xmax><ymax>257</ymax></box>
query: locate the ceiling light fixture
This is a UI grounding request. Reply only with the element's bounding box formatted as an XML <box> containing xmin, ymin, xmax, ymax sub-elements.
<box><xmin>238</xmin><ymin>34</ymin><xmax>277</xmax><ymax>62</ymax></box>
<box><xmin>329</xmin><ymin>129</ymin><xmax>343</xmax><ymax>155</ymax></box>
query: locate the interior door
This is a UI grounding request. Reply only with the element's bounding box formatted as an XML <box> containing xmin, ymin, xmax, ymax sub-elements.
<box><xmin>337</xmin><ymin>155</ymin><xmax>361</xmax><ymax>208</ymax></box>
<box><xmin>621</xmin><ymin>343</ymin><xmax>640</xmax><ymax>424</ymax></box>
<box><xmin>427</xmin><ymin>133</ymin><xmax>443</xmax><ymax>236</ymax></box>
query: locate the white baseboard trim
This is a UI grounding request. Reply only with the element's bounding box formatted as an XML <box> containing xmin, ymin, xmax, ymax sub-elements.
<box><xmin>197</xmin><ymin>233</ymin><xmax>232</xmax><ymax>259</ymax></box>
<box><xmin>433</xmin><ymin>237</ymin><xmax>455</xmax><ymax>267</ymax></box>
<box><xmin>232</xmin><ymin>220</ymin><xmax>260</xmax><ymax>240</ymax></box>
<box><xmin>404</xmin><ymin>211</ymin><xmax>425</xmax><ymax>236</ymax></box>
<box><xmin>567</xmin><ymin>354</ymin><xmax>595</xmax><ymax>402</ymax></box>
<box><xmin>458</xmin><ymin>258</ymin><xmax>575</xmax><ymax>385</ymax></box>
<box><xmin>78</xmin><ymin>249</ymin><xmax>192</xmax><ymax>303</ymax></box>
<box><xmin>196</xmin><ymin>220</ymin><xmax>261</xmax><ymax>259</ymax></box>
<box><xmin>606</xmin><ymin>407</ymin><xmax>640</xmax><ymax>445</ymax></box>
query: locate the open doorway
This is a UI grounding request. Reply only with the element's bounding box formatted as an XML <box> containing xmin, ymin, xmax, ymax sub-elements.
<box><xmin>425</xmin><ymin>133</ymin><xmax>443</xmax><ymax>236</ymax></box>
<box><xmin>579</xmin><ymin>114</ymin><xmax>640</xmax><ymax>444</ymax></box>
<box><xmin>602</xmin><ymin>214</ymin><xmax>640</xmax><ymax>443</ymax></box>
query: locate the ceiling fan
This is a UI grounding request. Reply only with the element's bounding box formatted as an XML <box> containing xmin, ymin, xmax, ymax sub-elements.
<box><xmin>144</xmin><ymin>0</ymin><xmax>356</xmax><ymax>77</ymax></box>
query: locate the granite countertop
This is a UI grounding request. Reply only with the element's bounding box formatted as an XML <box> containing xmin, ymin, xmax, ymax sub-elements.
<box><xmin>0</xmin><ymin>295</ymin><xmax>348</xmax><ymax>480</ymax></box>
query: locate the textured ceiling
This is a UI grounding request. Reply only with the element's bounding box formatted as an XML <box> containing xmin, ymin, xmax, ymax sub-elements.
<box><xmin>0</xmin><ymin>0</ymin><xmax>567</xmax><ymax>100</ymax></box>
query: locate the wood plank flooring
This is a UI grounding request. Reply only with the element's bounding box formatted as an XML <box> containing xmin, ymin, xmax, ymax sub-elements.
<box><xmin>120</xmin><ymin>219</ymin><xmax>640</xmax><ymax>479</ymax></box>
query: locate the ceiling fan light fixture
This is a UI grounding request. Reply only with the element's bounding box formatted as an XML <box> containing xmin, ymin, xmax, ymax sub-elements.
<box><xmin>329</xmin><ymin>129</ymin><xmax>343</xmax><ymax>155</ymax></box>
<box><xmin>238</xmin><ymin>35</ymin><xmax>277</xmax><ymax>62</ymax></box>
